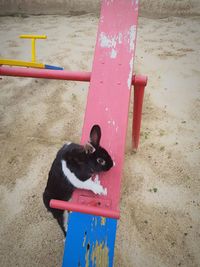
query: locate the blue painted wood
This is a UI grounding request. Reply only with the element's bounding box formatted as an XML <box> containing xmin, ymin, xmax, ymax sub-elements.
<box><xmin>45</xmin><ymin>64</ymin><xmax>63</xmax><ymax>70</ymax></box>
<box><xmin>62</xmin><ymin>212</ymin><xmax>117</xmax><ymax>267</ymax></box>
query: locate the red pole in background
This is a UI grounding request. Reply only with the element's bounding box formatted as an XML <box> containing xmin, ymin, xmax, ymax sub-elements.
<box><xmin>1</xmin><ymin>66</ymin><xmax>136</xmax><ymax>85</ymax></box>
<box><xmin>0</xmin><ymin>66</ymin><xmax>147</xmax><ymax>151</ymax></box>
<box><xmin>0</xmin><ymin>66</ymin><xmax>91</xmax><ymax>82</ymax></box>
<box><xmin>132</xmin><ymin>75</ymin><xmax>148</xmax><ymax>151</ymax></box>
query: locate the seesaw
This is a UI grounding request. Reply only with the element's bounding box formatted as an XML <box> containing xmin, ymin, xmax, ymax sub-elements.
<box><xmin>0</xmin><ymin>0</ymin><xmax>147</xmax><ymax>265</ymax></box>
<box><xmin>0</xmin><ymin>34</ymin><xmax>63</xmax><ymax>70</ymax></box>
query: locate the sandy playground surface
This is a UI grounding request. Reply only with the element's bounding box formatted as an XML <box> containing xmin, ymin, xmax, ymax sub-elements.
<box><xmin>0</xmin><ymin>10</ymin><xmax>200</xmax><ymax>267</ymax></box>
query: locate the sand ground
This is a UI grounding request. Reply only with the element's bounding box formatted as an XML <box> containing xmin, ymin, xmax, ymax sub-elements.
<box><xmin>0</xmin><ymin>13</ymin><xmax>200</xmax><ymax>267</ymax></box>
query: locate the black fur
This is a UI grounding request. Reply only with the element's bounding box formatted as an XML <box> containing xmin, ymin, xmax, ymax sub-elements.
<box><xmin>43</xmin><ymin>125</ymin><xmax>113</xmax><ymax>236</ymax></box>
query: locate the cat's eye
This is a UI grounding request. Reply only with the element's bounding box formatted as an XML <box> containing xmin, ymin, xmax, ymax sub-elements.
<box><xmin>97</xmin><ymin>158</ymin><xmax>106</xmax><ymax>166</ymax></box>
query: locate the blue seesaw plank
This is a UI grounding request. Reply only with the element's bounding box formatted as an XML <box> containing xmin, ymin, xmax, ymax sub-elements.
<box><xmin>63</xmin><ymin>212</ymin><xmax>117</xmax><ymax>267</ymax></box>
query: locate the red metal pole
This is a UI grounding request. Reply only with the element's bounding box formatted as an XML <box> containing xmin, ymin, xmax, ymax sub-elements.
<box><xmin>50</xmin><ymin>199</ymin><xmax>120</xmax><ymax>219</ymax></box>
<box><xmin>0</xmin><ymin>66</ymin><xmax>139</xmax><ymax>85</ymax></box>
<box><xmin>0</xmin><ymin>66</ymin><xmax>91</xmax><ymax>82</ymax></box>
<box><xmin>132</xmin><ymin>75</ymin><xmax>148</xmax><ymax>150</ymax></box>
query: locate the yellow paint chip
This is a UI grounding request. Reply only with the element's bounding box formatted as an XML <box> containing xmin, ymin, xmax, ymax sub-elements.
<box><xmin>101</xmin><ymin>217</ymin><xmax>106</xmax><ymax>226</ymax></box>
<box><xmin>85</xmin><ymin>246</ymin><xmax>90</xmax><ymax>267</ymax></box>
<box><xmin>91</xmin><ymin>241</ymin><xmax>109</xmax><ymax>267</ymax></box>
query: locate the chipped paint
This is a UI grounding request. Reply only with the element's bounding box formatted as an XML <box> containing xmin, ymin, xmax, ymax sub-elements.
<box><xmin>100</xmin><ymin>15</ymin><xmax>104</xmax><ymax>23</ymax></box>
<box><xmin>83</xmin><ymin>231</ymin><xmax>87</xmax><ymax>247</ymax></box>
<box><xmin>101</xmin><ymin>217</ymin><xmax>106</xmax><ymax>226</ymax></box>
<box><xmin>118</xmin><ymin>32</ymin><xmax>122</xmax><ymax>44</ymax></box>
<box><xmin>127</xmin><ymin>56</ymin><xmax>134</xmax><ymax>88</ymax></box>
<box><xmin>100</xmin><ymin>32</ymin><xmax>117</xmax><ymax>49</ymax></box>
<box><xmin>91</xmin><ymin>241</ymin><xmax>109</xmax><ymax>267</ymax></box>
<box><xmin>99</xmin><ymin>32</ymin><xmax>123</xmax><ymax>59</ymax></box>
<box><xmin>110</xmin><ymin>48</ymin><xmax>117</xmax><ymax>58</ymax></box>
<box><xmin>131</xmin><ymin>0</ymin><xmax>139</xmax><ymax>5</ymax></box>
<box><xmin>129</xmin><ymin>25</ymin><xmax>136</xmax><ymax>52</ymax></box>
<box><xmin>106</xmin><ymin>0</ymin><xmax>114</xmax><ymax>5</ymax></box>
<box><xmin>133</xmin><ymin>0</ymin><xmax>139</xmax><ymax>10</ymax></box>
<box><xmin>123</xmin><ymin>24</ymin><xmax>137</xmax><ymax>88</ymax></box>
<box><xmin>85</xmin><ymin>245</ymin><xmax>90</xmax><ymax>267</ymax></box>
<box><xmin>94</xmin><ymin>217</ymin><xmax>98</xmax><ymax>227</ymax></box>
<box><xmin>63</xmin><ymin>210</ymin><xmax>68</xmax><ymax>232</ymax></box>
<box><xmin>108</xmin><ymin>120</ymin><xmax>116</xmax><ymax>126</ymax></box>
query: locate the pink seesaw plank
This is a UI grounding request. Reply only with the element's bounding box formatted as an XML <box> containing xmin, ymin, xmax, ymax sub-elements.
<box><xmin>51</xmin><ymin>0</ymin><xmax>139</xmax><ymax>218</ymax></box>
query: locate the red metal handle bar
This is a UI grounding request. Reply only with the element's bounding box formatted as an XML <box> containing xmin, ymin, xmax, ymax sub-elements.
<box><xmin>50</xmin><ymin>199</ymin><xmax>120</xmax><ymax>219</ymax></box>
<box><xmin>0</xmin><ymin>66</ymin><xmax>147</xmax><ymax>86</ymax></box>
<box><xmin>0</xmin><ymin>66</ymin><xmax>91</xmax><ymax>82</ymax></box>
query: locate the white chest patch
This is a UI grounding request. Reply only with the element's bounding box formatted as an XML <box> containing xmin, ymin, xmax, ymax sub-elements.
<box><xmin>61</xmin><ymin>160</ymin><xmax>107</xmax><ymax>195</ymax></box>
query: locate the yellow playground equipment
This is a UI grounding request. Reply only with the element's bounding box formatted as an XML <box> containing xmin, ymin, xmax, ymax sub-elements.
<box><xmin>0</xmin><ymin>34</ymin><xmax>63</xmax><ymax>70</ymax></box>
